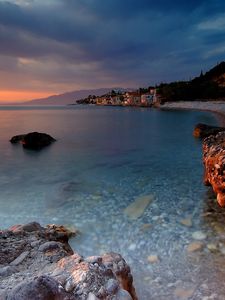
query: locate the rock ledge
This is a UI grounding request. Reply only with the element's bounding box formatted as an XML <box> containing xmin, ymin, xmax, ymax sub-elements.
<box><xmin>0</xmin><ymin>222</ymin><xmax>137</xmax><ymax>300</ymax></box>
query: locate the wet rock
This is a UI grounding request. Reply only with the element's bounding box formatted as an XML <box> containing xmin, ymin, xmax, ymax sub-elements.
<box><xmin>147</xmin><ymin>255</ymin><xmax>159</xmax><ymax>264</ymax></box>
<box><xmin>187</xmin><ymin>241</ymin><xmax>204</xmax><ymax>253</ymax></box>
<box><xmin>180</xmin><ymin>218</ymin><xmax>192</xmax><ymax>227</ymax></box>
<box><xmin>10</xmin><ymin>134</ymin><xmax>26</xmax><ymax>143</ymax></box>
<box><xmin>38</xmin><ymin>241</ymin><xmax>62</xmax><ymax>252</ymax></box>
<box><xmin>192</xmin><ymin>231</ymin><xmax>207</xmax><ymax>240</ymax></box>
<box><xmin>10</xmin><ymin>132</ymin><xmax>56</xmax><ymax>150</ymax></box>
<box><xmin>124</xmin><ymin>194</ymin><xmax>153</xmax><ymax>219</ymax></box>
<box><xmin>207</xmin><ymin>243</ymin><xmax>217</xmax><ymax>251</ymax></box>
<box><xmin>174</xmin><ymin>287</ymin><xmax>195</xmax><ymax>299</ymax></box>
<box><xmin>193</xmin><ymin>123</ymin><xmax>225</xmax><ymax>139</ymax></box>
<box><xmin>0</xmin><ymin>223</ymin><xmax>137</xmax><ymax>300</ymax></box>
<box><xmin>10</xmin><ymin>251</ymin><xmax>29</xmax><ymax>266</ymax></box>
<box><xmin>0</xmin><ymin>266</ymin><xmax>17</xmax><ymax>277</ymax></box>
<box><xmin>116</xmin><ymin>289</ymin><xmax>133</xmax><ymax>300</ymax></box>
<box><xmin>6</xmin><ymin>275</ymin><xmax>69</xmax><ymax>300</ymax></box>
<box><xmin>202</xmin><ymin>132</ymin><xmax>225</xmax><ymax>206</ymax></box>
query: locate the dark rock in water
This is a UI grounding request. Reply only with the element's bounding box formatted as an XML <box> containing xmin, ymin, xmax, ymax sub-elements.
<box><xmin>0</xmin><ymin>223</ymin><xmax>137</xmax><ymax>300</ymax></box>
<box><xmin>10</xmin><ymin>132</ymin><xmax>56</xmax><ymax>150</ymax></box>
<box><xmin>10</xmin><ymin>134</ymin><xmax>26</xmax><ymax>144</ymax></box>
<box><xmin>193</xmin><ymin>123</ymin><xmax>225</xmax><ymax>139</ymax></box>
<box><xmin>203</xmin><ymin>132</ymin><xmax>225</xmax><ymax>207</ymax></box>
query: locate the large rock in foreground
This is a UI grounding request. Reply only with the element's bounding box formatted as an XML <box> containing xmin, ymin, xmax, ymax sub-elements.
<box><xmin>0</xmin><ymin>222</ymin><xmax>137</xmax><ymax>300</ymax></box>
<box><xmin>193</xmin><ymin>123</ymin><xmax>225</xmax><ymax>139</ymax></box>
<box><xmin>10</xmin><ymin>132</ymin><xmax>56</xmax><ymax>150</ymax></box>
<box><xmin>203</xmin><ymin>132</ymin><xmax>225</xmax><ymax>207</ymax></box>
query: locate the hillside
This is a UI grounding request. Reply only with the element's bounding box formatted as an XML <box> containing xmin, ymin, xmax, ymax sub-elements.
<box><xmin>23</xmin><ymin>88</ymin><xmax>114</xmax><ymax>105</ymax></box>
<box><xmin>157</xmin><ymin>62</ymin><xmax>225</xmax><ymax>102</ymax></box>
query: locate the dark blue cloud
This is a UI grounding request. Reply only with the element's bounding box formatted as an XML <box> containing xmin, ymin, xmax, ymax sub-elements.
<box><xmin>0</xmin><ymin>0</ymin><xmax>224</xmax><ymax>92</ymax></box>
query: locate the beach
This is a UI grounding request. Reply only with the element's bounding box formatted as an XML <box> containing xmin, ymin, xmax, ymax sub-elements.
<box><xmin>160</xmin><ymin>101</ymin><xmax>225</xmax><ymax>120</ymax></box>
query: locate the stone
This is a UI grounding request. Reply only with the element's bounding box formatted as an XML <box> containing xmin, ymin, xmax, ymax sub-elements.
<box><xmin>87</xmin><ymin>292</ymin><xmax>99</xmax><ymax>300</ymax></box>
<box><xmin>10</xmin><ymin>132</ymin><xmax>56</xmax><ymax>150</ymax></box>
<box><xmin>124</xmin><ymin>194</ymin><xmax>153</xmax><ymax>219</ymax></box>
<box><xmin>0</xmin><ymin>266</ymin><xmax>17</xmax><ymax>277</ymax></box>
<box><xmin>207</xmin><ymin>243</ymin><xmax>217</xmax><ymax>251</ymax></box>
<box><xmin>128</xmin><ymin>244</ymin><xmax>136</xmax><ymax>251</ymax></box>
<box><xmin>202</xmin><ymin>132</ymin><xmax>225</xmax><ymax>206</ymax></box>
<box><xmin>193</xmin><ymin>123</ymin><xmax>225</xmax><ymax>139</ymax></box>
<box><xmin>180</xmin><ymin>218</ymin><xmax>192</xmax><ymax>227</ymax></box>
<box><xmin>38</xmin><ymin>241</ymin><xmax>62</xmax><ymax>252</ymax></box>
<box><xmin>187</xmin><ymin>242</ymin><xmax>204</xmax><ymax>252</ymax></box>
<box><xmin>0</xmin><ymin>223</ymin><xmax>137</xmax><ymax>300</ymax></box>
<box><xmin>174</xmin><ymin>287</ymin><xmax>195</xmax><ymax>299</ymax></box>
<box><xmin>105</xmin><ymin>278</ymin><xmax>119</xmax><ymax>294</ymax></box>
<box><xmin>116</xmin><ymin>289</ymin><xmax>133</xmax><ymax>300</ymax></box>
<box><xmin>10</xmin><ymin>134</ymin><xmax>26</xmax><ymax>143</ymax></box>
<box><xmin>192</xmin><ymin>231</ymin><xmax>207</xmax><ymax>240</ymax></box>
<box><xmin>147</xmin><ymin>255</ymin><xmax>159</xmax><ymax>263</ymax></box>
<box><xmin>6</xmin><ymin>275</ymin><xmax>68</xmax><ymax>300</ymax></box>
<box><xmin>10</xmin><ymin>251</ymin><xmax>30</xmax><ymax>266</ymax></box>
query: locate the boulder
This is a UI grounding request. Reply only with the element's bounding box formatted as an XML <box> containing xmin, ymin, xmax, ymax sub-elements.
<box><xmin>193</xmin><ymin>123</ymin><xmax>225</xmax><ymax>139</ymax></box>
<box><xmin>203</xmin><ymin>132</ymin><xmax>225</xmax><ymax>206</ymax></box>
<box><xmin>10</xmin><ymin>132</ymin><xmax>56</xmax><ymax>150</ymax></box>
<box><xmin>0</xmin><ymin>223</ymin><xmax>137</xmax><ymax>300</ymax></box>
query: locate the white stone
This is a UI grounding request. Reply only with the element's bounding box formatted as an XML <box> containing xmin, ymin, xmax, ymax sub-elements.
<box><xmin>128</xmin><ymin>244</ymin><xmax>136</xmax><ymax>251</ymax></box>
<box><xmin>192</xmin><ymin>231</ymin><xmax>207</xmax><ymax>240</ymax></box>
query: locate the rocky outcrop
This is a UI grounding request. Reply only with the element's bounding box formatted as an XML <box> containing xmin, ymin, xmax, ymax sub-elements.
<box><xmin>10</xmin><ymin>132</ymin><xmax>56</xmax><ymax>150</ymax></box>
<box><xmin>193</xmin><ymin>123</ymin><xmax>225</xmax><ymax>139</ymax></box>
<box><xmin>203</xmin><ymin>132</ymin><xmax>225</xmax><ymax>207</ymax></box>
<box><xmin>0</xmin><ymin>222</ymin><xmax>137</xmax><ymax>300</ymax></box>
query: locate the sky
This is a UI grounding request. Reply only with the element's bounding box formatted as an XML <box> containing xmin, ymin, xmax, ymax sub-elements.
<box><xmin>0</xmin><ymin>0</ymin><xmax>225</xmax><ymax>102</ymax></box>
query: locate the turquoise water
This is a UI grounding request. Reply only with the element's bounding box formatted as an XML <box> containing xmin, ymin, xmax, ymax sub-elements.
<box><xmin>0</xmin><ymin>106</ymin><xmax>225</xmax><ymax>299</ymax></box>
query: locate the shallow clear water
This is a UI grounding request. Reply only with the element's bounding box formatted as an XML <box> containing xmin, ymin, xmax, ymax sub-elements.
<box><xmin>0</xmin><ymin>106</ymin><xmax>225</xmax><ymax>299</ymax></box>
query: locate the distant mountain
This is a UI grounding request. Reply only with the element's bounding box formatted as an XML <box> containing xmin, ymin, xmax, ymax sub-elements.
<box><xmin>23</xmin><ymin>88</ymin><xmax>119</xmax><ymax>105</ymax></box>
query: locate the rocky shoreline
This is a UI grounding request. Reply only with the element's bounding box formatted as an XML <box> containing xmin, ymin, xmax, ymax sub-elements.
<box><xmin>0</xmin><ymin>222</ymin><xmax>137</xmax><ymax>300</ymax></box>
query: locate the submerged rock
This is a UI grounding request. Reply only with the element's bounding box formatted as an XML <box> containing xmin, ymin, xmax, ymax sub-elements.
<box><xmin>124</xmin><ymin>194</ymin><xmax>153</xmax><ymax>220</ymax></box>
<box><xmin>193</xmin><ymin>123</ymin><xmax>225</xmax><ymax>139</ymax></box>
<box><xmin>10</xmin><ymin>132</ymin><xmax>56</xmax><ymax>150</ymax></box>
<box><xmin>203</xmin><ymin>132</ymin><xmax>225</xmax><ymax>206</ymax></box>
<box><xmin>0</xmin><ymin>222</ymin><xmax>137</xmax><ymax>300</ymax></box>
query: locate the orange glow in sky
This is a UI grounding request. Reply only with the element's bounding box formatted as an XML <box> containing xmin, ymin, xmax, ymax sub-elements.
<box><xmin>0</xmin><ymin>90</ymin><xmax>53</xmax><ymax>103</ymax></box>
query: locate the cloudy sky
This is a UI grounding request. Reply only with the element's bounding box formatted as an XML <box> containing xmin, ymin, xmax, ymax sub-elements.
<box><xmin>0</xmin><ymin>0</ymin><xmax>225</xmax><ymax>101</ymax></box>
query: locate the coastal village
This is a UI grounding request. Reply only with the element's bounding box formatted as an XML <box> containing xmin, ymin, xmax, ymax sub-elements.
<box><xmin>77</xmin><ymin>88</ymin><xmax>158</xmax><ymax>107</ymax></box>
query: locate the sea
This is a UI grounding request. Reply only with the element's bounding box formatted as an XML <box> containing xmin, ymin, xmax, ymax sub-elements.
<box><xmin>0</xmin><ymin>105</ymin><xmax>225</xmax><ymax>299</ymax></box>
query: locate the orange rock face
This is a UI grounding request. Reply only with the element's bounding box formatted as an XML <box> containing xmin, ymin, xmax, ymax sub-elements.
<box><xmin>203</xmin><ymin>132</ymin><xmax>225</xmax><ymax>207</ymax></box>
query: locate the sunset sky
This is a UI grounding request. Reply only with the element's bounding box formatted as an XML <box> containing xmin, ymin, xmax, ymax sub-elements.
<box><xmin>0</xmin><ymin>0</ymin><xmax>225</xmax><ymax>102</ymax></box>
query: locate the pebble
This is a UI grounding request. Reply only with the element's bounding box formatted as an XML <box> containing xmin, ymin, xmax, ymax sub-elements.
<box><xmin>180</xmin><ymin>218</ymin><xmax>192</xmax><ymax>227</ymax></box>
<box><xmin>128</xmin><ymin>244</ymin><xmax>136</xmax><ymax>251</ymax></box>
<box><xmin>220</xmin><ymin>246</ymin><xmax>225</xmax><ymax>254</ymax></box>
<box><xmin>207</xmin><ymin>243</ymin><xmax>217</xmax><ymax>251</ymax></box>
<box><xmin>147</xmin><ymin>255</ymin><xmax>159</xmax><ymax>264</ymax></box>
<box><xmin>192</xmin><ymin>231</ymin><xmax>207</xmax><ymax>240</ymax></box>
<box><xmin>187</xmin><ymin>242</ymin><xmax>204</xmax><ymax>253</ymax></box>
<box><xmin>174</xmin><ymin>287</ymin><xmax>195</xmax><ymax>299</ymax></box>
<box><xmin>124</xmin><ymin>194</ymin><xmax>153</xmax><ymax>219</ymax></box>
